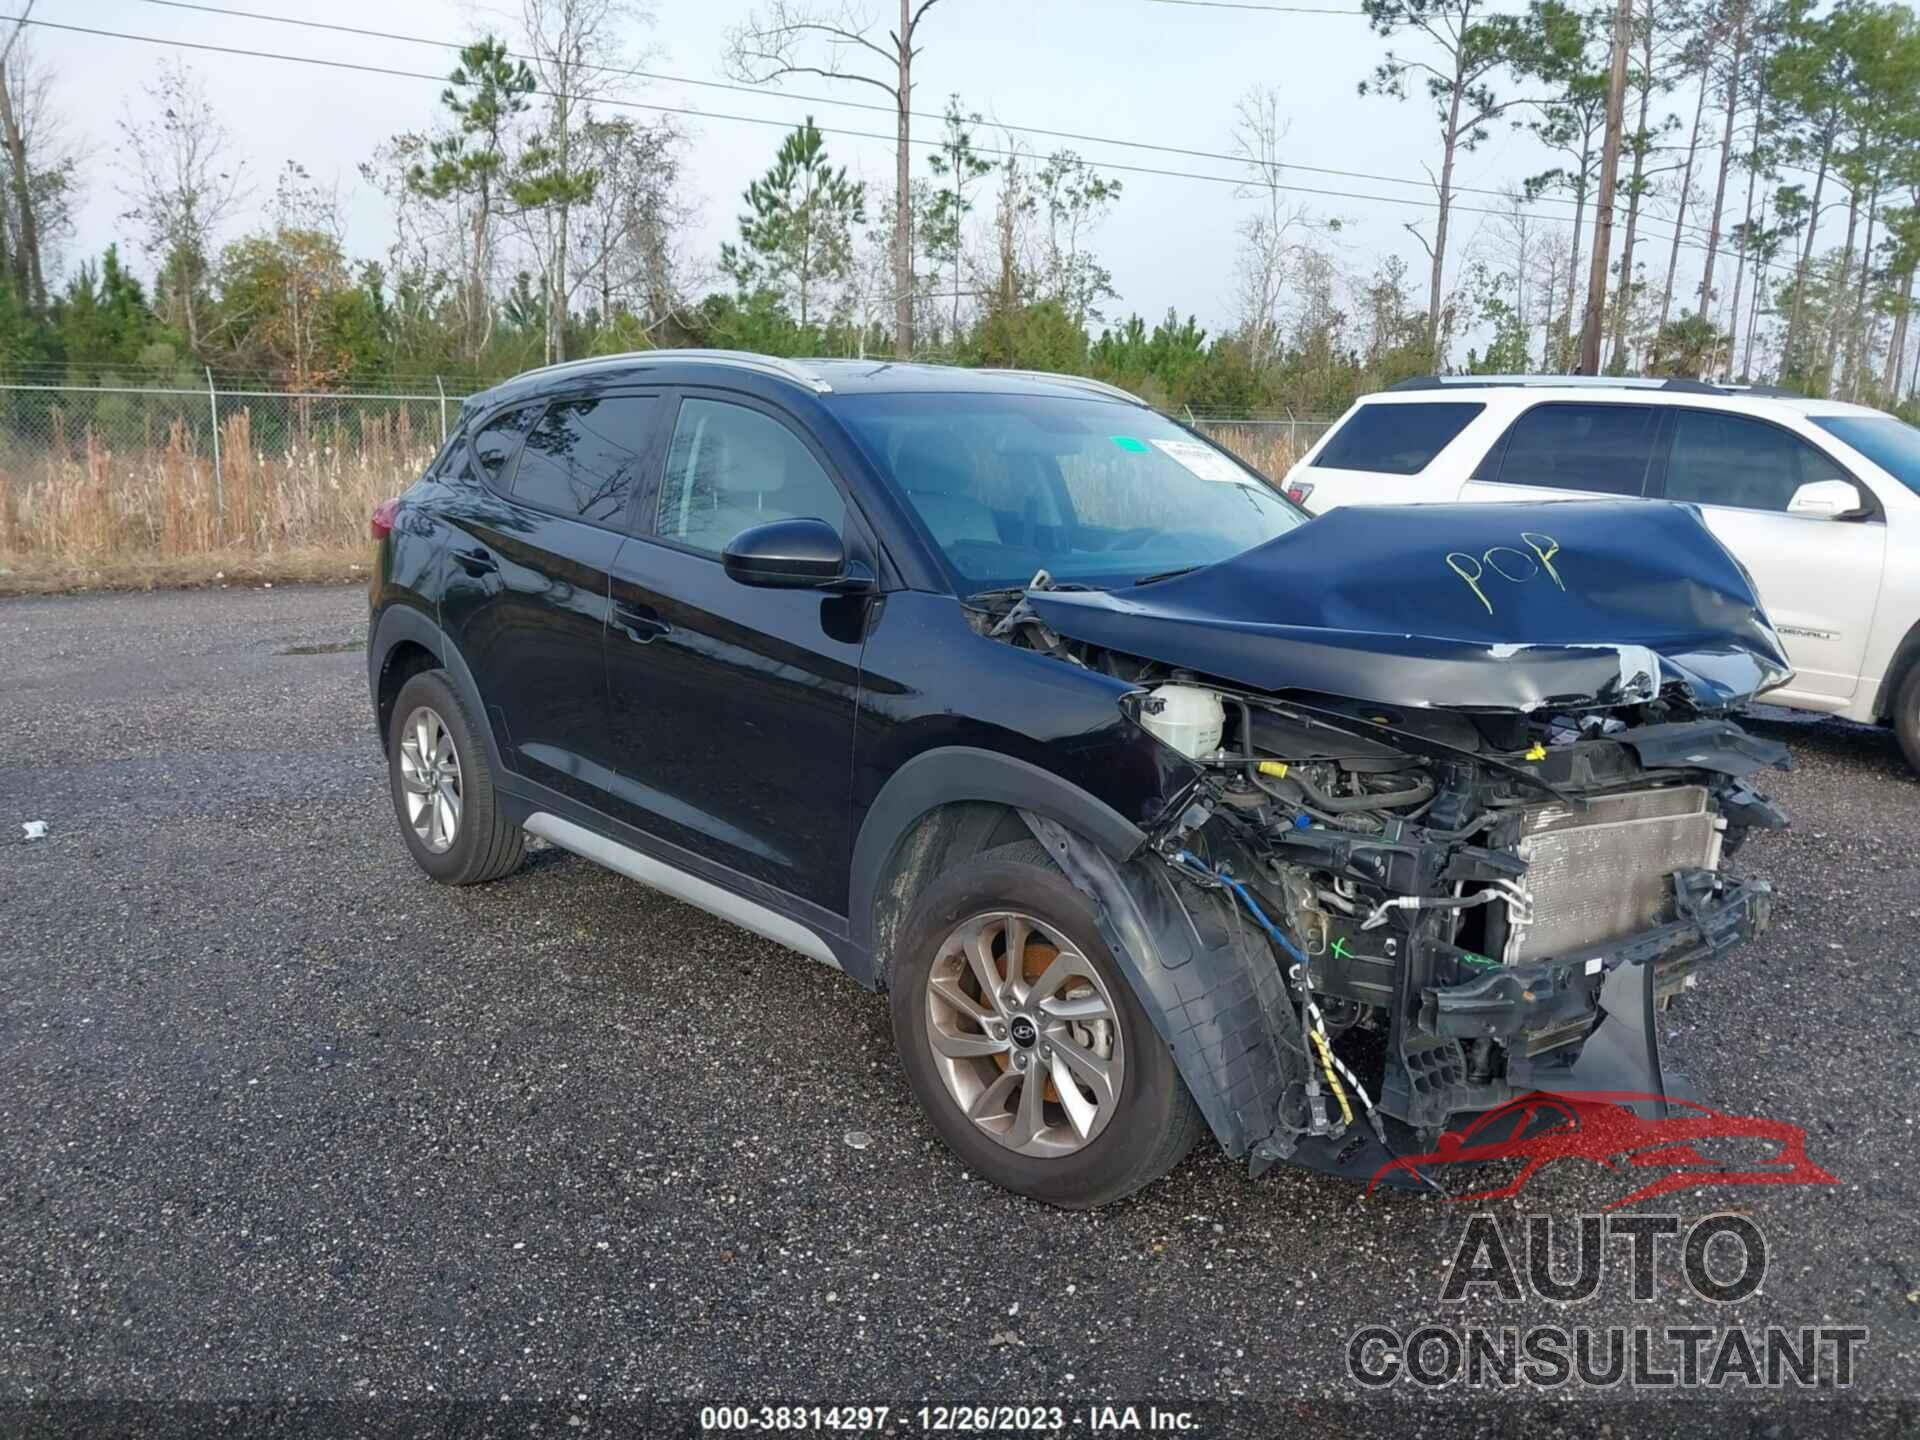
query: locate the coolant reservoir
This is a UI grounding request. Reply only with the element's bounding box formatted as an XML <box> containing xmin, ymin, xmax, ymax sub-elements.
<box><xmin>1140</xmin><ymin>684</ymin><xmax>1225</xmax><ymax>760</ymax></box>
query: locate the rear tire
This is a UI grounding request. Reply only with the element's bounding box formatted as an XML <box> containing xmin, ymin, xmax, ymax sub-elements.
<box><xmin>1895</xmin><ymin>663</ymin><xmax>1920</xmax><ymax>775</ymax></box>
<box><xmin>386</xmin><ymin>669</ymin><xmax>524</xmax><ymax>886</ymax></box>
<box><xmin>889</xmin><ymin>839</ymin><xmax>1203</xmax><ymax>1208</ymax></box>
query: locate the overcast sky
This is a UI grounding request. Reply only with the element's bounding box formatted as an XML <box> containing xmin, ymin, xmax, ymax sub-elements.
<box><xmin>47</xmin><ymin>0</ymin><xmax>1582</xmax><ymax>342</ymax></box>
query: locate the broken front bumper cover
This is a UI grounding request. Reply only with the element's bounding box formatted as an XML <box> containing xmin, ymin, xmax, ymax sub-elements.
<box><xmin>1425</xmin><ymin>868</ymin><xmax>1772</xmax><ymax>1064</ymax></box>
<box><xmin>1255</xmin><ymin>871</ymin><xmax>1773</xmax><ymax>1189</ymax></box>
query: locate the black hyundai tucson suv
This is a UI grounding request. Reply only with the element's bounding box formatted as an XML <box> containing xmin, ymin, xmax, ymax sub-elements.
<box><xmin>368</xmin><ymin>350</ymin><xmax>1792</xmax><ymax>1208</ymax></box>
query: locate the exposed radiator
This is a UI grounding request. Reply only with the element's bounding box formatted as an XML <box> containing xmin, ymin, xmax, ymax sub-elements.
<box><xmin>1504</xmin><ymin>785</ymin><xmax>1722</xmax><ymax>964</ymax></box>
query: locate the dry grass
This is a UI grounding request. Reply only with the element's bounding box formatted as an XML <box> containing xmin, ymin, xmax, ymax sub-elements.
<box><xmin>0</xmin><ymin>405</ymin><xmax>430</xmax><ymax>596</ymax></box>
<box><xmin>0</xmin><ymin>407</ymin><xmax>1304</xmax><ymax>598</ymax></box>
<box><xmin>1199</xmin><ymin>426</ymin><xmax>1307</xmax><ymax>481</ymax></box>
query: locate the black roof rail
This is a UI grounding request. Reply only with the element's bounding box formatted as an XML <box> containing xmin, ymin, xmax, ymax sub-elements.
<box><xmin>1721</xmin><ymin>383</ymin><xmax>1803</xmax><ymax>398</ymax></box>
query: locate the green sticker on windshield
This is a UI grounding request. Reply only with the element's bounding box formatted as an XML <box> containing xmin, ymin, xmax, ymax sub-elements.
<box><xmin>1111</xmin><ymin>435</ymin><xmax>1150</xmax><ymax>453</ymax></box>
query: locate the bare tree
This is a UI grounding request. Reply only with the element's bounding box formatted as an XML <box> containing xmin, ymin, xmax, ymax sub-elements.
<box><xmin>726</xmin><ymin>0</ymin><xmax>944</xmax><ymax>359</ymax></box>
<box><xmin>1721</xmin><ymin>23</ymin><xmax>1775</xmax><ymax>373</ymax></box>
<box><xmin>1696</xmin><ymin>0</ymin><xmax>1753</xmax><ymax>316</ymax></box>
<box><xmin>1608</xmin><ymin>0</ymin><xmax>1677</xmax><ymax>370</ymax></box>
<box><xmin>515</xmin><ymin>0</ymin><xmax>644</xmax><ymax>364</ymax></box>
<box><xmin>1533</xmin><ymin>224</ymin><xmax>1576</xmax><ymax>363</ymax></box>
<box><xmin>360</xmin><ymin>133</ymin><xmax>468</xmax><ymax>369</ymax></box>
<box><xmin>0</xmin><ymin>35</ymin><xmax>80</xmax><ymax>312</ymax></box>
<box><xmin>569</xmin><ymin>115</ymin><xmax>693</xmax><ymax>342</ymax></box>
<box><xmin>1035</xmin><ymin>150</ymin><xmax>1122</xmax><ymax>330</ymax></box>
<box><xmin>1360</xmin><ymin>0</ymin><xmax>1556</xmax><ymax>357</ymax></box>
<box><xmin>1655</xmin><ymin>62</ymin><xmax>1714</xmax><ymax>340</ymax></box>
<box><xmin>116</xmin><ymin>59</ymin><xmax>248</xmax><ymax>356</ymax></box>
<box><xmin>1230</xmin><ymin>86</ymin><xmax>1321</xmax><ymax>369</ymax></box>
<box><xmin>1478</xmin><ymin>185</ymin><xmax>1541</xmax><ymax>353</ymax></box>
<box><xmin>398</xmin><ymin>39</ymin><xmax>536</xmax><ymax>363</ymax></box>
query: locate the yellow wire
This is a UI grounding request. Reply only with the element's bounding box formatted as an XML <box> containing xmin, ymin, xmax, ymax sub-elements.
<box><xmin>1311</xmin><ymin>1029</ymin><xmax>1354</xmax><ymax>1127</ymax></box>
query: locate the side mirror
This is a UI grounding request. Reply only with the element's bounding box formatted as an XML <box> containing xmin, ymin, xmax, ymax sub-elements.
<box><xmin>722</xmin><ymin>517</ymin><xmax>871</xmax><ymax>591</ymax></box>
<box><xmin>1786</xmin><ymin>478</ymin><xmax>1867</xmax><ymax>519</ymax></box>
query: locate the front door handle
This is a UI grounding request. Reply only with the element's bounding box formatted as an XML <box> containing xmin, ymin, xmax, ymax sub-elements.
<box><xmin>614</xmin><ymin>603</ymin><xmax>671</xmax><ymax>644</ymax></box>
<box><xmin>453</xmin><ymin>546</ymin><xmax>498</xmax><ymax>576</ymax></box>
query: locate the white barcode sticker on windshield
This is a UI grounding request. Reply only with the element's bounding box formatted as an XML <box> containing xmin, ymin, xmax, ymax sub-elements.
<box><xmin>1150</xmin><ymin>437</ymin><xmax>1247</xmax><ymax>483</ymax></box>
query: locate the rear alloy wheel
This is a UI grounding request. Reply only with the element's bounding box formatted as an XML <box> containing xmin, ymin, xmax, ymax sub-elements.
<box><xmin>397</xmin><ymin>705</ymin><xmax>463</xmax><ymax>853</ymax></box>
<box><xmin>386</xmin><ymin>669</ymin><xmax>524</xmax><ymax>886</ymax></box>
<box><xmin>891</xmin><ymin>840</ymin><xmax>1203</xmax><ymax>1208</ymax></box>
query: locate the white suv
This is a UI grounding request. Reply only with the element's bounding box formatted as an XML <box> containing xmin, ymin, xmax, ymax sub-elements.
<box><xmin>1280</xmin><ymin>376</ymin><xmax>1920</xmax><ymax>770</ymax></box>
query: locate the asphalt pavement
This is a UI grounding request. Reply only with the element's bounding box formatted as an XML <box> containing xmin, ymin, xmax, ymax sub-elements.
<box><xmin>2</xmin><ymin>584</ymin><xmax>1916</xmax><ymax>1437</ymax></box>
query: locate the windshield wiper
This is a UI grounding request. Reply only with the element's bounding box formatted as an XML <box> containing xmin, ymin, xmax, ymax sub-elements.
<box><xmin>967</xmin><ymin>568</ymin><xmax>1100</xmax><ymax>606</ymax></box>
<box><xmin>1133</xmin><ymin>564</ymin><xmax>1203</xmax><ymax>587</ymax></box>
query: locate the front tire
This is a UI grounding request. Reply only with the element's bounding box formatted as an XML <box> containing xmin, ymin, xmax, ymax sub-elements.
<box><xmin>889</xmin><ymin>840</ymin><xmax>1203</xmax><ymax>1208</ymax></box>
<box><xmin>1896</xmin><ymin>663</ymin><xmax>1920</xmax><ymax>775</ymax></box>
<box><xmin>386</xmin><ymin>669</ymin><xmax>524</xmax><ymax>885</ymax></box>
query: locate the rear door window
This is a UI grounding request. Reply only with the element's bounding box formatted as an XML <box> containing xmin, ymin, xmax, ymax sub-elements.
<box><xmin>1663</xmin><ymin>410</ymin><xmax>1849</xmax><ymax>513</ymax></box>
<box><xmin>509</xmin><ymin>395</ymin><xmax>658</xmax><ymax>526</ymax></box>
<box><xmin>470</xmin><ymin>406</ymin><xmax>536</xmax><ymax>486</ymax></box>
<box><xmin>1490</xmin><ymin>403</ymin><xmax>1661</xmax><ymax>496</ymax></box>
<box><xmin>1309</xmin><ymin>402</ymin><xmax>1483</xmax><ymax>475</ymax></box>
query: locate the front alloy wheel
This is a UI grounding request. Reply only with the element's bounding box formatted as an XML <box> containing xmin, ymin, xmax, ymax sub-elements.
<box><xmin>397</xmin><ymin>705</ymin><xmax>463</xmax><ymax>852</ymax></box>
<box><xmin>925</xmin><ymin>910</ymin><xmax>1125</xmax><ymax>1156</ymax></box>
<box><xmin>890</xmin><ymin>839</ymin><xmax>1203</xmax><ymax>1208</ymax></box>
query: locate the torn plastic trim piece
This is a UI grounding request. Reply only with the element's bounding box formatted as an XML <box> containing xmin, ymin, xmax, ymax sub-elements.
<box><xmin>1622</xmin><ymin>718</ymin><xmax>1793</xmax><ymax>778</ymax></box>
<box><xmin>1512</xmin><ymin>956</ymin><xmax>1690</xmax><ymax>1119</ymax></box>
<box><xmin>1021</xmin><ymin>811</ymin><xmax>1299</xmax><ymax>1160</ymax></box>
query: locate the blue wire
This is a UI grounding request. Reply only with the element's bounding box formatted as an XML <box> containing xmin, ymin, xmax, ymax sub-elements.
<box><xmin>1172</xmin><ymin>849</ymin><xmax>1309</xmax><ymax>967</ymax></box>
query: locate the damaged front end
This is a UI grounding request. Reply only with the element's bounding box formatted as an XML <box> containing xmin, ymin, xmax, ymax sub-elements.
<box><xmin>995</xmin><ymin>500</ymin><xmax>1794</xmax><ymax>1188</ymax></box>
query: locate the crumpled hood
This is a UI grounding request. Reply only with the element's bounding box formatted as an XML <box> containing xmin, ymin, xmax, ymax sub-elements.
<box><xmin>1026</xmin><ymin>500</ymin><xmax>1792</xmax><ymax>712</ymax></box>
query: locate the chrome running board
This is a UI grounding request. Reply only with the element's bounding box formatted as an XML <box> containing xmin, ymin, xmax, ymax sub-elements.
<box><xmin>523</xmin><ymin>812</ymin><xmax>841</xmax><ymax>969</ymax></box>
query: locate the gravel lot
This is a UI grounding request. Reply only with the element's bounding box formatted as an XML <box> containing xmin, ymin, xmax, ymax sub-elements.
<box><xmin>2</xmin><ymin>584</ymin><xmax>1916</xmax><ymax>1436</ymax></box>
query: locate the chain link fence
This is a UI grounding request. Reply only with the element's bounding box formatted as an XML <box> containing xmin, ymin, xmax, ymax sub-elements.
<box><xmin>0</xmin><ymin>382</ymin><xmax>461</xmax><ymax>563</ymax></box>
<box><xmin>0</xmin><ymin>380</ymin><xmax>1337</xmax><ymax>569</ymax></box>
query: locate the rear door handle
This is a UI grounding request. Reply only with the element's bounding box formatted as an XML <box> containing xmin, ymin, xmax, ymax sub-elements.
<box><xmin>453</xmin><ymin>547</ymin><xmax>498</xmax><ymax>576</ymax></box>
<box><xmin>615</xmin><ymin>603</ymin><xmax>670</xmax><ymax>643</ymax></box>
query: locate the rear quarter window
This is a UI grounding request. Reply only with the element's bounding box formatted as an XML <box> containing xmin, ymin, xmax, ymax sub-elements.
<box><xmin>1309</xmin><ymin>402</ymin><xmax>1484</xmax><ymax>475</ymax></box>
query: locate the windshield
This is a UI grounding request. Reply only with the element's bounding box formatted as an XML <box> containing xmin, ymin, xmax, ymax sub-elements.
<box><xmin>1811</xmin><ymin>414</ymin><xmax>1920</xmax><ymax>495</ymax></box>
<box><xmin>830</xmin><ymin>391</ymin><xmax>1306</xmax><ymax>592</ymax></box>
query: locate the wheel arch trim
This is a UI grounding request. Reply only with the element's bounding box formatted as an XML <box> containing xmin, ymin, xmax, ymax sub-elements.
<box><xmin>848</xmin><ymin>747</ymin><xmax>1147</xmax><ymax>965</ymax></box>
<box><xmin>369</xmin><ymin>603</ymin><xmax>506</xmax><ymax>774</ymax></box>
<box><xmin>1870</xmin><ymin>614</ymin><xmax>1920</xmax><ymax>722</ymax></box>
